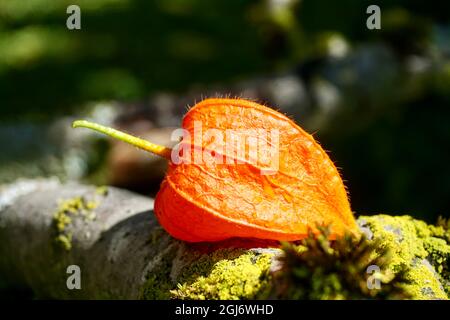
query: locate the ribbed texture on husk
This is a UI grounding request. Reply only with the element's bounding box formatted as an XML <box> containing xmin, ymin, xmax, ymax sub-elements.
<box><xmin>154</xmin><ymin>99</ymin><xmax>357</xmax><ymax>242</ymax></box>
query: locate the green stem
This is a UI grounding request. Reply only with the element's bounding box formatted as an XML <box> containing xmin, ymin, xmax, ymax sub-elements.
<box><xmin>72</xmin><ymin>120</ymin><xmax>172</xmax><ymax>159</ymax></box>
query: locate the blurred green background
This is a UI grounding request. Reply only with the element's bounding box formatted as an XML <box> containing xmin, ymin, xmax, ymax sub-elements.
<box><xmin>0</xmin><ymin>0</ymin><xmax>449</xmax><ymax>223</ymax></box>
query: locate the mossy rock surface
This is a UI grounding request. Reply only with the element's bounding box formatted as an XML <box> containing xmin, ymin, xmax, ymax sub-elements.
<box><xmin>1</xmin><ymin>181</ymin><xmax>448</xmax><ymax>300</ymax></box>
<box><xmin>359</xmin><ymin>215</ymin><xmax>449</xmax><ymax>299</ymax></box>
<box><xmin>141</xmin><ymin>215</ymin><xmax>449</xmax><ymax>300</ymax></box>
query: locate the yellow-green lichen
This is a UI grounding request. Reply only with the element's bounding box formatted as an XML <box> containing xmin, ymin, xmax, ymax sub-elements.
<box><xmin>55</xmin><ymin>233</ymin><xmax>72</xmax><ymax>251</ymax></box>
<box><xmin>435</xmin><ymin>216</ymin><xmax>450</xmax><ymax>244</ymax></box>
<box><xmin>95</xmin><ymin>185</ymin><xmax>109</xmax><ymax>196</ymax></box>
<box><xmin>52</xmin><ymin>194</ymin><xmax>100</xmax><ymax>250</ymax></box>
<box><xmin>422</xmin><ymin>236</ymin><xmax>450</xmax><ymax>294</ymax></box>
<box><xmin>172</xmin><ymin>250</ymin><xmax>272</xmax><ymax>300</ymax></box>
<box><xmin>141</xmin><ymin>248</ymin><xmax>273</xmax><ymax>300</ymax></box>
<box><xmin>360</xmin><ymin>215</ymin><xmax>449</xmax><ymax>299</ymax></box>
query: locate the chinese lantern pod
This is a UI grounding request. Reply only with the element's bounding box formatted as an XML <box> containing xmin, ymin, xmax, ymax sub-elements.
<box><xmin>73</xmin><ymin>98</ymin><xmax>359</xmax><ymax>243</ymax></box>
<box><xmin>155</xmin><ymin>99</ymin><xmax>358</xmax><ymax>242</ymax></box>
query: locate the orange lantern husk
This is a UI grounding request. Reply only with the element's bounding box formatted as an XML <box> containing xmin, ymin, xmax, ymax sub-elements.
<box><xmin>73</xmin><ymin>98</ymin><xmax>359</xmax><ymax>243</ymax></box>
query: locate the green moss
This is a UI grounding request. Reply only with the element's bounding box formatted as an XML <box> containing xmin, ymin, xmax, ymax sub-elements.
<box><xmin>270</xmin><ymin>228</ymin><xmax>409</xmax><ymax>300</ymax></box>
<box><xmin>52</xmin><ymin>192</ymin><xmax>101</xmax><ymax>250</ymax></box>
<box><xmin>360</xmin><ymin>215</ymin><xmax>449</xmax><ymax>299</ymax></box>
<box><xmin>140</xmin><ymin>251</ymin><xmax>176</xmax><ymax>300</ymax></box>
